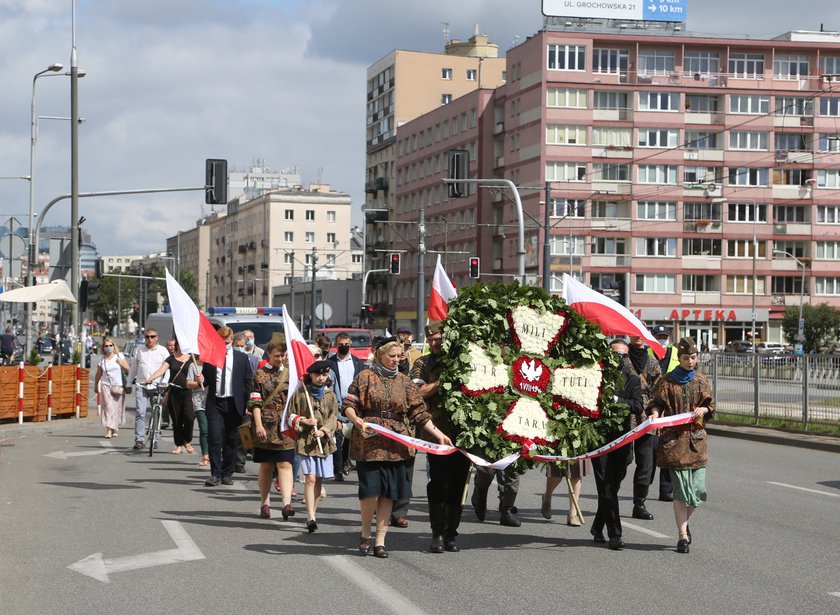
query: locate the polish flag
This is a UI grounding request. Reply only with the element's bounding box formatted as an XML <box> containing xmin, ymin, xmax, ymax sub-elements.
<box><xmin>429</xmin><ymin>255</ymin><xmax>457</xmax><ymax>321</ymax></box>
<box><xmin>165</xmin><ymin>270</ymin><xmax>226</xmax><ymax>368</ymax></box>
<box><xmin>281</xmin><ymin>305</ymin><xmax>316</xmax><ymax>434</ymax></box>
<box><xmin>562</xmin><ymin>274</ymin><xmax>665</xmax><ymax>359</ymax></box>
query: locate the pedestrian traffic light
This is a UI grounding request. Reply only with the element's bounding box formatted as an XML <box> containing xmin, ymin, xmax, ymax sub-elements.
<box><xmin>447</xmin><ymin>149</ymin><xmax>470</xmax><ymax>198</ymax></box>
<box><xmin>361</xmin><ymin>304</ymin><xmax>373</xmax><ymax>321</ymax></box>
<box><xmin>469</xmin><ymin>256</ymin><xmax>480</xmax><ymax>279</ymax></box>
<box><xmin>205</xmin><ymin>158</ymin><xmax>228</xmax><ymax>205</ymax></box>
<box><xmin>389</xmin><ymin>253</ymin><xmax>401</xmax><ymax>275</ymax></box>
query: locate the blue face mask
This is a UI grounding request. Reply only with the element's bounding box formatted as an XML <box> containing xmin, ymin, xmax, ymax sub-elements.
<box><xmin>235</xmin><ymin>346</ymin><xmax>247</xmax><ymax>353</ymax></box>
<box><xmin>246</xmin><ymin>339</ymin><xmax>254</xmax><ymax>348</ymax></box>
<box><xmin>103</xmin><ymin>346</ymin><xmax>114</xmax><ymax>355</ymax></box>
<box><xmin>226</xmin><ymin>343</ymin><xmax>232</xmax><ymax>351</ymax></box>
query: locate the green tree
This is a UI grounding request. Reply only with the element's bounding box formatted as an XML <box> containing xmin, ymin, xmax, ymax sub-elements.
<box><xmin>91</xmin><ymin>275</ymin><xmax>138</xmax><ymax>334</ymax></box>
<box><xmin>781</xmin><ymin>303</ymin><xmax>840</xmax><ymax>352</ymax></box>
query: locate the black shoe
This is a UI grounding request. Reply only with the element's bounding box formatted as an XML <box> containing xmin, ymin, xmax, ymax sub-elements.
<box><xmin>306</xmin><ymin>520</ymin><xmax>318</xmax><ymax>533</ymax></box>
<box><xmin>471</xmin><ymin>490</ymin><xmax>487</xmax><ymax>522</ymax></box>
<box><xmin>334</xmin><ymin>474</ymin><xmax>344</xmax><ymax>482</ymax></box>
<box><xmin>133</xmin><ymin>442</ymin><xmax>145</xmax><ymax>450</ymax></box>
<box><xmin>373</xmin><ymin>545</ymin><xmax>388</xmax><ymax>559</ymax></box>
<box><xmin>608</xmin><ymin>537</ymin><xmax>625</xmax><ymax>550</ymax></box>
<box><xmin>687</xmin><ymin>525</ymin><xmax>692</xmax><ymax>545</ymax></box>
<box><xmin>234</xmin><ymin>464</ymin><xmax>246</xmax><ymax>474</ymax></box>
<box><xmin>632</xmin><ymin>505</ymin><xmax>654</xmax><ymax>520</ymax></box>
<box><xmin>205</xmin><ymin>476</ymin><xmax>221</xmax><ymax>486</ymax></box>
<box><xmin>429</xmin><ymin>535</ymin><xmax>444</xmax><ymax>554</ymax></box>
<box><xmin>499</xmin><ymin>508</ymin><xmax>521</xmax><ymax>527</ymax></box>
<box><xmin>676</xmin><ymin>538</ymin><xmax>690</xmax><ymax>553</ymax></box>
<box><xmin>590</xmin><ymin>527</ymin><xmax>606</xmax><ymax>543</ymax></box>
<box><xmin>659</xmin><ymin>492</ymin><xmax>674</xmax><ymax>502</ymax></box>
<box><xmin>509</xmin><ymin>506</ymin><xmax>518</xmax><ymax>514</ymax></box>
<box><xmin>221</xmin><ymin>476</ymin><xmax>234</xmax><ymax>485</ymax></box>
<box><xmin>444</xmin><ymin>538</ymin><xmax>460</xmax><ymax>553</ymax></box>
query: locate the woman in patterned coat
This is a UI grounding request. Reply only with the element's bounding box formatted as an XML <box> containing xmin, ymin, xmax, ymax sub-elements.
<box><xmin>343</xmin><ymin>337</ymin><xmax>452</xmax><ymax>559</ymax></box>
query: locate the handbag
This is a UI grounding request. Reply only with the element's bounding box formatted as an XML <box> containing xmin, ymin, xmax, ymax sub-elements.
<box><xmin>238</xmin><ymin>415</ymin><xmax>254</xmax><ymax>449</ymax></box>
<box><xmin>110</xmin><ymin>385</ymin><xmax>125</xmax><ymax>397</ymax></box>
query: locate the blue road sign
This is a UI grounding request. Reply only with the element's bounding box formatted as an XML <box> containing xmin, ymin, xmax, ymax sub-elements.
<box><xmin>643</xmin><ymin>0</ymin><xmax>688</xmax><ymax>22</ymax></box>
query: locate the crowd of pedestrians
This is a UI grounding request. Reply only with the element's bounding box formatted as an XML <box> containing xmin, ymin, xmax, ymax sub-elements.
<box><xmin>100</xmin><ymin>322</ymin><xmax>713</xmax><ymax>555</ymax></box>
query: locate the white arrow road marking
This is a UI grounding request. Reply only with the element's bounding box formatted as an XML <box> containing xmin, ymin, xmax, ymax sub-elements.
<box><xmin>44</xmin><ymin>440</ymin><xmax>116</xmax><ymax>460</ymax></box>
<box><xmin>322</xmin><ymin>555</ymin><xmax>429</xmax><ymax>615</ymax></box>
<box><xmin>621</xmin><ymin>521</ymin><xmax>670</xmax><ymax>539</ymax></box>
<box><xmin>67</xmin><ymin>520</ymin><xmax>205</xmax><ymax>582</ymax></box>
<box><xmin>829</xmin><ymin>592</ymin><xmax>840</xmax><ymax>598</ymax></box>
<box><xmin>767</xmin><ymin>482</ymin><xmax>840</xmax><ymax>498</ymax></box>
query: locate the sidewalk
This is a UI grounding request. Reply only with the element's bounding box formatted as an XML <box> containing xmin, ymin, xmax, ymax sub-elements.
<box><xmin>707</xmin><ymin>422</ymin><xmax>840</xmax><ymax>454</ymax></box>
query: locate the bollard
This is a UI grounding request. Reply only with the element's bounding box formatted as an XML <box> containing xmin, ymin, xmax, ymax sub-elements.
<box><xmin>47</xmin><ymin>365</ymin><xmax>53</xmax><ymax>422</ymax></box>
<box><xmin>17</xmin><ymin>362</ymin><xmax>24</xmax><ymax>424</ymax></box>
<box><xmin>75</xmin><ymin>366</ymin><xmax>81</xmax><ymax>419</ymax></box>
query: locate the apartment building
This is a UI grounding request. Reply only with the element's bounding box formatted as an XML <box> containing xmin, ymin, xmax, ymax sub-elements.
<box><xmin>392</xmin><ymin>25</ymin><xmax>840</xmax><ymax>348</ymax></box>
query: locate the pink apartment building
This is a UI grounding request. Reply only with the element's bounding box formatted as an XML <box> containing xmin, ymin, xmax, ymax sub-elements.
<box><xmin>391</xmin><ymin>26</ymin><xmax>840</xmax><ymax>349</ymax></box>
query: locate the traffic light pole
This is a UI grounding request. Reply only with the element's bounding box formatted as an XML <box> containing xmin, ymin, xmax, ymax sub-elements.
<box><xmin>416</xmin><ymin>205</ymin><xmax>425</xmax><ymax>343</ymax></box>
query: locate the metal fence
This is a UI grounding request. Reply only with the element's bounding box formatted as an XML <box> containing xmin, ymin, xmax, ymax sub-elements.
<box><xmin>698</xmin><ymin>352</ymin><xmax>840</xmax><ymax>427</ymax></box>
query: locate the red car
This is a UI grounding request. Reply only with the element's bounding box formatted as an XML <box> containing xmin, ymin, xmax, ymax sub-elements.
<box><xmin>313</xmin><ymin>328</ymin><xmax>373</xmax><ymax>362</ymax></box>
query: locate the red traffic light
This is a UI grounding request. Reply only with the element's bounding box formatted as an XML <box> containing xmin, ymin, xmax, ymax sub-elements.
<box><xmin>469</xmin><ymin>257</ymin><xmax>480</xmax><ymax>279</ymax></box>
<box><xmin>389</xmin><ymin>253</ymin><xmax>401</xmax><ymax>275</ymax></box>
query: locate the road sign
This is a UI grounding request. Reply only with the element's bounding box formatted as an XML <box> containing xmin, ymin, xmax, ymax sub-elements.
<box><xmin>314</xmin><ymin>302</ymin><xmax>332</xmax><ymax>321</ymax></box>
<box><xmin>794</xmin><ymin>343</ymin><xmax>804</xmax><ymax>356</ymax></box>
<box><xmin>798</xmin><ymin>318</ymin><xmax>805</xmax><ymax>338</ymax></box>
<box><xmin>542</xmin><ymin>0</ymin><xmax>687</xmax><ymax>23</ymax></box>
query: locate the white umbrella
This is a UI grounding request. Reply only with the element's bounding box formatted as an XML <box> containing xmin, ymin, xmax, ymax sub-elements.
<box><xmin>0</xmin><ymin>279</ymin><xmax>77</xmax><ymax>304</ymax></box>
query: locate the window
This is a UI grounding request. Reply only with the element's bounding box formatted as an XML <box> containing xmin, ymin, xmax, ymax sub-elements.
<box><xmin>284</xmin><ymin>253</ymin><xmax>293</xmax><ymax>264</ymax></box>
<box><xmin>816</xmin><ymin>241</ymin><xmax>840</xmax><ymax>260</ymax></box>
<box><xmin>284</xmin><ymin>209</ymin><xmax>294</xmax><ymax>220</ymax></box>
<box><xmin>305</xmin><ymin>253</ymin><xmax>315</xmax><ymax>265</ymax></box>
<box><xmin>816</xmin><ymin>277</ymin><xmax>840</xmax><ymax>295</ymax></box>
<box><xmin>727</xmin><ymin>239</ymin><xmax>766</xmax><ymax>258</ymax></box>
<box><xmin>305</xmin><ymin>232</ymin><xmax>315</xmax><ymax>243</ymax></box>
<box><xmin>685</xmin><ymin>94</ymin><xmax>720</xmax><ymax>113</ymax></box>
<box><xmin>547</xmin><ymin>44</ymin><xmax>586</xmax><ymax>71</ymax></box>
<box><xmin>441</xmin><ymin>68</ymin><xmax>452</xmax><ymax>80</ymax></box>
<box><xmin>546</xmin><ymin>125</ymin><xmax>587</xmax><ymax>145</ymax></box>
<box><xmin>684</xmin><ymin>201</ymin><xmax>722</xmax><ymax>221</ymax></box>
<box><xmin>729</xmin><ymin>53</ymin><xmax>765</xmax><ymax>78</ymax></box>
<box><xmin>820</xmin><ymin>57</ymin><xmax>840</xmax><ymax>80</ymax></box>
<box><xmin>547</xmin><ymin>87</ymin><xmax>588</xmax><ymax>108</ymax></box>
<box><xmin>636</xmin><ymin>273</ymin><xmax>675</xmax><ymax>293</ymax></box>
<box><xmin>639</xmin><ymin>92</ymin><xmax>679</xmax><ymax>111</ymax></box>
<box><xmin>592</xmin><ymin>237</ymin><xmax>627</xmax><ymax>254</ymax></box>
<box><xmin>594</xmin><ymin>91</ymin><xmax>628</xmax><ymax>110</ymax></box>
<box><xmin>683</xmin><ymin>274</ymin><xmax>719</xmax><ymax>292</ymax></box>
<box><xmin>684</xmin><ymin>51</ymin><xmax>720</xmax><ymax>75</ymax></box>
<box><xmin>592</xmin><ymin>48</ymin><xmax>629</xmax><ymax>74</ymax></box>
<box><xmin>637</xmin><ymin>201</ymin><xmax>676</xmax><ymax>220</ymax></box>
<box><xmin>727</xmin><ymin>202</ymin><xmax>767</xmax><ymax>222</ymax></box>
<box><xmin>684</xmin><ymin>166</ymin><xmax>723</xmax><ymax>185</ymax></box>
<box><xmin>592</xmin><ymin>127</ymin><xmax>632</xmax><ymax>146</ymax></box>
<box><xmin>441</xmin><ymin>94</ymin><xmax>452</xmax><ymax>105</ymax></box>
<box><xmin>591</xmin><ymin>201</ymin><xmax>628</xmax><ymax>219</ymax></box>
<box><xmin>819</xmin><ymin>97</ymin><xmax>840</xmax><ymax>116</ymax></box>
<box><xmin>775</xmin><ymin>96</ymin><xmax>814</xmax><ymax>117</ymax></box>
<box><xmin>729</xmin><ymin>95</ymin><xmax>769</xmax><ymax>114</ymax></box>
<box><xmin>325</xmin><ymin>254</ymin><xmax>336</xmax><ymax>267</ymax></box>
<box><xmin>638</xmin><ymin>129</ymin><xmax>679</xmax><ymax>148</ymax></box>
<box><xmin>546</xmin><ymin>162</ymin><xmax>587</xmax><ymax>182</ymax></box>
<box><xmin>726</xmin><ymin>275</ymin><xmax>765</xmax><ymax>294</ymax></box>
<box><xmin>638</xmin><ymin>49</ymin><xmax>675</xmax><ymax>75</ymax></box>
<box><xmin>817</xmin><ymin>205</ymin><xmax>840</xmax><ymax>223</ymax></box>
<box><xmin>284</xmin><ymin>231</ymin><xmax>293</xmax><ymax>243</ymax></box>
<box><xmin>730</xmin><ymin>131</ymin><xmax>769</xmax><ymax>150</ymax></box>
<box><xmin>550</xmin><ymin>199</ymin><xmax>586</xmax><ymax>218</ymax></box>
<box><xmin>773</xmin><ymin>168</ymin><xmax>812</xmax><ymax>186</ymax></box>
<box><xmin>685</xmin><ymin>130</ymin><xmax>721</xmax><ymax>150</ymax></box>
<box><xmin>774</xmin><ymin>240</ymin><xmax>805</xmax><ymax>258</ymax></box>
<box><xmin>305</xmin><ymin>210</ymin><xmax>315</xmax><ymax>221</ymax></box>
<box><xmin>550</xmin><ymin>236</ymin><xmax>586</xmax><ymax>255</ymax></box>
<box><xmin>683</xmin><ymin>238</ymin><xmax>722</xmax><ymax>256</ymax></box>
<box><xmin>728</xmin><ymin>167</ymin><xmax>768</xmax><ymax>187</ymax></box>
<box><xmin>771</xmin><ymin>276</ymin><xmax>804</xmax><ymax>294</ymax></box>
<box><xmin>818</xmin><ymin>134</ymin><xmax>840</xmax><ymax>152</ymax></box>
<box><xmin>466</xmin><ymin>68</ymin><xmax>477</xmax><ymax>81</ymax></box>
<box><xmin>636</xmin><ymin>237</ymin><xmax>677</xmax><ymax>257</ymax></box>
<box><xmin>774</xmin><ymin>205</ymin><xmax>806</xmax><ymax>223</ymax></box>
<box><xmin>326</xmin><ymin>232</ymin><xmax>336</xmax><ymax>244</ymax></box>
<box><xmin>776</xmin><ymin>133</ymin><xmax>810</xmax><ymax>152</ymax></box>
<box><xmin>326</xmin><ymin>210</ymin><xmax>336</xmax><ymax>222</ymax></box>
<box><xmin>774</xmin><ymin>55</ymin><xmax>809</xmax><ymax>79</ymax></box>
<box><xmin>638</xmin><ymin>164</ymin><xmax>677</xmax><ymax>184</ymax></box>
<box><xmin>352</xmin><ymin>254</ymin><xmax>363</xmax><ymax>264</ymax></box>
<box><xmin>818</xmin><ymin>169</ymin><xmax>840</xmax><ymax>188</ymax></box>
<box><xmin>593</xmin><ymin>163</ymin><xmax>630</xmax><ymax>182</ymax></box>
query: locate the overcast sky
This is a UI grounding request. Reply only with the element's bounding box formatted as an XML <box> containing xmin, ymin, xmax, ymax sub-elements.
<box><xmin>1</xmin><ymin>0</ymin><xmax>838</xmax><ymax>256</ymax></box>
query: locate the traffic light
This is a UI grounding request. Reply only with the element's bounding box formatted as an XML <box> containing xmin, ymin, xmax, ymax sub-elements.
<box><xmin>389</xmin><ymin>253</ymin><xmax>401</xmax><ymax>275</ymax></box>
<box><xmin>469</xmin><ymin>256</ymin><xmax>480</xmax><ymax>279</ymax></box>
<box><xmin>79</xmin><ymin>279</ymin><xmax>89</xmax><ymax>311</ymax></box>
<box><xmin>447</xmin><ymin>149</ymin><xmax>470</xmax><ymax>198</ymax></box>
<box><xmin>361</xmin><ymin>304</ymin><xmax>374</xmax><ymax>322</ymax></box>
<box><xmin>205</xmin><ymin>158</ymin><xmax>228</xmax><ymax>205</ymax></box>
<box><xmin>87</xmin><ymin>280</ymin><xmax>100</xmax><ymax>307</ymax></box>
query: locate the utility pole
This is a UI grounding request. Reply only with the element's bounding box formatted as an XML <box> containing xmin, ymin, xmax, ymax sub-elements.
<box><xmin>543</xmin><ymin>182</ymin><xmax>551</xmax><ymax>292</ymax></box>
<box><xmin>416</xmin><ymin>205</ymin><xmax>426</xmax><ymax>342</ymax></box>
<box><xmin>290</xmin><ymin>251</ymin><xmax>295</xmax><ymax>318</ymax></box>
<box><xmin>309</xmin><ymin>247</ymin><xmax>317</xmax><ymax>337</ymax></box>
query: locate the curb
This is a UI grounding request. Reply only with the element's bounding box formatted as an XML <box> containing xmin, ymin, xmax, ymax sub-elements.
<box><xmin>0</xmin><ymin>413</ymin><xmax>102</xmax><ymax>440</ymax></box>
<box><xmin>707</xmin><ymin>423</ymin><xmax>840</xmax><ymax>455</ymax></box>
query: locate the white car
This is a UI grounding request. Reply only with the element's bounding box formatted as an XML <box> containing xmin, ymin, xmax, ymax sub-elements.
<box><xmin>756</xmin><ymin>342</ymin><xmax>786</xmax><ymax>355</ymax></box>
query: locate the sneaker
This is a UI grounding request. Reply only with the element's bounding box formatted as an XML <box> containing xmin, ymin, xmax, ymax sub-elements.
<box><xmin>133</xmin><ymin>442</ymin><xmax>145</xmax><ymax>450</ymax></box>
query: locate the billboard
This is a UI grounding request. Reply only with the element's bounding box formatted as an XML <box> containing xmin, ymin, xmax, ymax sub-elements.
<box><xmin>542</xmin><ymin>0</ymin><xmax>688</xmax><ymax>23</ymax></box>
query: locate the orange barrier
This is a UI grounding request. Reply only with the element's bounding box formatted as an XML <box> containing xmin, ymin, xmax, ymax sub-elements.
<box><xmin>0</xmin><ymin>365</ymin><xmax>90</xmax><ymax>423</ymax></box>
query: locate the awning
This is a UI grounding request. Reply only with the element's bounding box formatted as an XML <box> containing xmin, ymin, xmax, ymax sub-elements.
<box><xmin>0</xmin><ymin>280</ymin><xmax>77</xmax><ymax>304</ymax></box>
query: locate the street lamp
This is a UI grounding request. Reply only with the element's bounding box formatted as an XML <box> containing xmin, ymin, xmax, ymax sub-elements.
<box><xmin>773</xmin><ymin>249</ymin><xmax>806</xmax><ymax>348</ymax></box>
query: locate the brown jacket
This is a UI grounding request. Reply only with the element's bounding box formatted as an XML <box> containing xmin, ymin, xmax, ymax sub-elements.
<box><xmin>647</xmin><ymin>372</ymin><xmax>715</xmax><ymax>470</ymax></box>
<box><xmin>249</xmin><ymin>366</ymin><xmax>294</xmax><ymax>451</ymax></box>
<box><xmin>290</xmin><ymin>387</ymin><xmax>338</xmax><ymax>458</ymax></box>
<box><xmin>343</xmin><ymin>368</ymin><xmax>431</xmax><ymax>462</ymax></box>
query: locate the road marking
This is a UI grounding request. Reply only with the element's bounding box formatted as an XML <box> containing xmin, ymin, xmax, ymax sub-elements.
<box><xmin>621</xmin><ymin>521</ymin><xmax>670</xmax><ymax>539</ymax></box>
<box><xmin>44</xmin><ymin>439</ymin><xmax>116</xmax><ymax>460</ymax></box>
<box><xmin>322</xmin><ymin>555</ymin><xmax>429</xmax><ymax>615</ymax></box>
<box><xmin>67</xmin><ymin>520</ymin><xmax>205</xmax><ymax>582</ymax></box>
<box><xmin>767</xmin><ymin>482</ymin><xmax>840</xmax><ymax>498</ymax></box>
<box><xmin>829</xmin><ymin>592</ymin><xmax>840</xmax><ymax>598</ymax></box>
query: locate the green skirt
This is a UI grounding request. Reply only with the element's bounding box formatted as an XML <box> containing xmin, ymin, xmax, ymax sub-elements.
<box><xmin>671</xmin><ymin>467</ymin><xmax>707</xmax><ymax>507</ymax></box>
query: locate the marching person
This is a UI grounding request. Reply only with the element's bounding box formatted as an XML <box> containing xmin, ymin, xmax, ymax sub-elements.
<box><xmin>141</xmin><ymin>339</ymin><xmax>196</xmax><ymax>455</ymax></box>
<box><xmin>186</xmin><ymin>355</ymin><xmax>210</xmax><ymax>466</ymax></box>
<box><xmin>243</xmin><ymin>329</ymin><xmax>264</xmax><ymax>360</ymax></box>
<box><xmin>651</xmin><ymin>325</ymin><xmax>677</xmax><ymax>502</ymax></box>
<box><xmin>327</xmin><ymin>332</ymin><xmax>366</xmax><ymax>481</ymax></box>
<box><xmin>343</xmin><ymin>337</ymin><xmax>451</xmax><ymax>558</ymax></box>
<box><xmin>646</xmin><ymin>336</ymin><xmax>715</xmax><ymax>554</ymax></box>
<box><xmin>126</xmin><ymin>328</ymin><xmax>170</xmax><ymax>450</ymax></box>
<box><xmin>94</xmin><ymin>338</ymin><xmax>129</xmax><ymax>439</ymax></box>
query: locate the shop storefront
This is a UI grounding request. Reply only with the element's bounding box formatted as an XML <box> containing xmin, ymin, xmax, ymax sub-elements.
<box><xmin>629</xmin><ymin>307</ymin><xmax>770</xmax><ymax>351</ymax></box>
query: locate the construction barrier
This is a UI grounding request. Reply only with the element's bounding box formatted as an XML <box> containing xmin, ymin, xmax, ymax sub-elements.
<box><xmin>0</xmin><ymin>365</ymin><xmax>90</xmax><ymax>423</ymax></box>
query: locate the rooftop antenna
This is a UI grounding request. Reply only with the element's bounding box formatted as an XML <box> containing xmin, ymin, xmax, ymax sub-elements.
<box><xmin>316</xmin><ymin>166</ymin><xmax>324</xmax><ymax>184</ymax></box>
<box><xmin>441</xmin><ymin>21</ymin><xmax>450</xmax><ymax>46</ymax></box>
<box><xmin>474</xmin><ymin>23</ymin><xmax>480</xmax><ymax>36</ymax></box>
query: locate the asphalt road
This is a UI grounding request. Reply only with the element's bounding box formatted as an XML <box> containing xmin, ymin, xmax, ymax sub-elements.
<box><xmin>1</xmin><ymin>415</ymin><xmax>839</xmax><ymax>615</ymax></box>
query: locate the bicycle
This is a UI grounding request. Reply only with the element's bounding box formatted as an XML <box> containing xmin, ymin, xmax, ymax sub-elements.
<box><xmin>144</xmin><ymin>384</ymin><xmax>168</xmax><ymax>458</ymax></box>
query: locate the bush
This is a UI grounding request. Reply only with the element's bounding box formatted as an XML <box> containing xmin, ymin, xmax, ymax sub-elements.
<box><xmin>27</xmin><ymin>348</ymin><xmax>43</xmax><ymax>366</ymax></box>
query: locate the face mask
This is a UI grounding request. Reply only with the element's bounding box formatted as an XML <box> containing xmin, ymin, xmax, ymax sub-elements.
<box><xmin>235</xmin><ymin>346</ymin><xmax>246</xmax><ymax>353</ymax></box>
<box><xmin>337</xmin><ymin>344</ymin><xmax>350</xmax><ymax>355</ymax></box>
<box><xmin>103</xmin><ymin>346</ymin><xmax>114</xmax><ymax>355</ymax></box>
<box><xmin>246</xmin><ymin>339</ymin><xmax>254</xmax><ymax>348</ymax></box>
<box><xmin>226</xmin><ymin>343</ymin><xmax>232</xmax><ymax>350</ymax></box>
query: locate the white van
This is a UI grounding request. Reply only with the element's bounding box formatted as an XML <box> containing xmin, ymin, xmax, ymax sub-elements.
<box><xmin>144</xmin><ymin>307</ymin><xmax>284</xmax><ymax>352</ymax></box>
<box><xmin>756</xmin><ymin>342</ymin><xmax>786</xmax><ymax>355</ymax></box>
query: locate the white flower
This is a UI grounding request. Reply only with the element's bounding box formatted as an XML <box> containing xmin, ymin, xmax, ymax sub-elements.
<box><xmin>509</xmin><ymin>306</ymin><xmax>566</xmax><ymax>355</ymax></box>
<box><xmin>462</xmin><ymin>343</ymin><xmax>508</xmax><ymax>393</ymax></box>
<box><xmin>551</xmin><ymin>364</ymin><xmax>603</xmax><ymax>414</ymax></box>
<box><xmin>501</xmin><ymin>398</ymin><xmax>550</xmax><ymax>441</ymax></box>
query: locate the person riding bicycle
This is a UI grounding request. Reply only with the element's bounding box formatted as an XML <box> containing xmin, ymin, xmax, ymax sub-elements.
<box><xmin>0</xmin><ymin>326</ymin><xmax>17</xmax><ymax>365</ymax></box>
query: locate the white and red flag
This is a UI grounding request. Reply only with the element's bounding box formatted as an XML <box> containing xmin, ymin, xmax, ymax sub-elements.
<box><xmin>165</xmin><ymin>270</ymin><xmax>226</xmax><ymax>368</ymax></box>
<box><xmin>281</xmin><ymin>305</ymin><xmax>316</xmax><ymax>434</ymax></box>
<box><xmin>428</xmin><ymin>255</ymin><xmax>457</xmax><ymax>321</ymax></box>
<box><xmin>562</xmin><ymin>273</ymin><xmax>665</xmax><ymax>359</ymax></box>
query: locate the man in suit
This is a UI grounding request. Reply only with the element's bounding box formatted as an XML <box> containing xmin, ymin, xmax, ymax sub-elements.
<box><xmin>201</xmin><ymin>326</ymin><xmax>254</xmax><ymax>486</ymax></box>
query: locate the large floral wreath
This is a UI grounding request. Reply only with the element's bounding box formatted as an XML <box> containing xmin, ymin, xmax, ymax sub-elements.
<box><xmin>438</xmin><ymin>282</ymin><xmax>627</xmax><ymax>470</ymax></box>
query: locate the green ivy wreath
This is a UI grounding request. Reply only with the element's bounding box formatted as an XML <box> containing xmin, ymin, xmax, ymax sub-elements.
<box><xmin>438</xmin><ymin>281</ymin><xmax>628</xmax><ymax>471</ymax></box>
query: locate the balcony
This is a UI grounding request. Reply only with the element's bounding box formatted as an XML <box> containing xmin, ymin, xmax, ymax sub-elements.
<box><xmin>494</xmin><ymin>121</ymin><xmax>504</xmax><ymax>135</ymax></box>
<box><xmin>771</xmin><ymin>294</ymin><xmax>805</xmax><ymax>307</ymax></box>
<box><xmin>683</xmin><ymin>220</ymin><xmax>722</xmax><ymax>233</ymax></box>
<box><xmin>684</xmin><ymin>112</ymin><xmax>725</xmax><ymax>125</ymax></box>
<box><xmin>772</xmin><ymin>222</ymin><xmax>810</xmax><ymax>235</ymax></box>
<box><xmin>591</xmin><ymin>218</ymin><xmax>631</xmax><ymax>231</ymax></box>
<box><xmin>681</xmin><ymin>291</ymin><xmax>722</xmax><ymax>304</ymax></box>
<box><xmin>682</xmin><ymin>256</ymin><xmax>722</xmax><ymax>270</ymax></box>
<box><xmin>593</xmin><ymin>108</ymin><xmax>631</xmax><ymax>122</ymax></box>
<box><xmin>772</xmin><ymin>185</ymin><xmax>812</xmax><ymax>200</ymax></box>
<box><xmin>591</xmin><ymin>146</ymin><xmax>633</xmax><ymax>159</ymax></box>
<box><xmin>684</xmin><ymin>149</ymin><xmax>724</xmax><ymax>162</ymax></box>
<box><xmin>591</xmin><ymin>181</ymin><xmax>632</xmax><ymax>194</ymax></box>
<box><xmin>589</xmin><ymin>255</ymin><xmax>631</xmax><ymax>268</ymax></box>
<box><xmin>374</xmin><ymin>176</ymin><xmax>389</xmax><ymax>192</ymax></box>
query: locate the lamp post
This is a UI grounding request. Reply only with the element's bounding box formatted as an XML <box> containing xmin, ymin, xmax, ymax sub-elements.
<box><xmin>773</xmin><ymin>250</ymin><xmax>806</xmax><ymax>346</ymax></box>
<box><xmin>310</xmin><ymin>247</ymin><xmax>317</xmax><ymax>337</ymax></box>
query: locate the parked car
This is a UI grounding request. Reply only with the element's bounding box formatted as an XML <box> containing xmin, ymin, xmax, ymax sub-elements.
<box><xmin>756</xmin><ymin>342</ymin><xmax>786</xmax><ymax>354</ymax></box>
<box><xmin>313</xmin><ymin>327</ymin><xmax>373</xmax><ymax>361</ymax></box>
<box><xmin>724</xmin><ymin>340</ymin><xmax>754</xmax><ymax>353</ymax></box>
